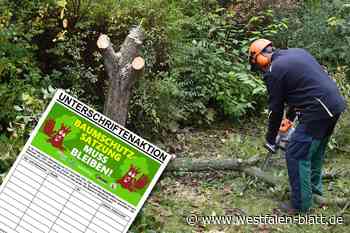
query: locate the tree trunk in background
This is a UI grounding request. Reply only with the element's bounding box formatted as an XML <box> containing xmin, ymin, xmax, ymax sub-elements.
<box><xmin>97</xmin><ymin>27</ymin><xmax>145</xmax><ymax>126</ymax></box>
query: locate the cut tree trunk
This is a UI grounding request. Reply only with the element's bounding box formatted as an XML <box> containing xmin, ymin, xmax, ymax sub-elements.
<box><xmin>97</xmin><ymin>27</ymin><xmax>145</xmax><ymax>126</ymax></box>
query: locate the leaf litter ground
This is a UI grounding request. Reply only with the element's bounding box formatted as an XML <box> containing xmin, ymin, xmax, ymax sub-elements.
<box><xmin>131</xmin><ymin>117</ymin><xmax>350</xmax><ymax>233</ymax></box>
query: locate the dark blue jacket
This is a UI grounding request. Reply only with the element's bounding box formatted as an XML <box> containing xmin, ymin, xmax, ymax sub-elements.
<box><xmin>263</xmin><ymin>48</ymin><xmax>346</xmax><ymax>143</ymax></box>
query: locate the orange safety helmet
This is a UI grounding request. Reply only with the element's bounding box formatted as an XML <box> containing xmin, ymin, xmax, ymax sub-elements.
<box><xmin>249</xmin><ymin>39</ymin><xmax>272</xmax><ymax>68</ymax></box>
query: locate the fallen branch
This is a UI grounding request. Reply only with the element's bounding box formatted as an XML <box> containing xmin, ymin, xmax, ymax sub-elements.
<box><xmin>166</xmin><ymin>157</ymin><xmax>348</xmax><ymax>207</ymax></box>
<box><xmin>165</xmin><ymin>156</ymin><xmax>260</xmax><ymax>172</ymax></box>
<box><xmin>241</xmin><ymin>167</ymin><xmax>282</xmax><ymax>186</ymax></box>
<box><xmin>241</xmin><ymin>166</ymin><xmax>349</xmax><ymax>207</ymax></box>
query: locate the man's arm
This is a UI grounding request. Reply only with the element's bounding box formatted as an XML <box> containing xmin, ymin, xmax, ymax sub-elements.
<box><xmin>266</xmin><ymin>110</ymin><xmax>284</xmax><ymax>145</ymax></box>
<box><xmin>264</xmin><ymin>72</ymin><xmax>285</xmax><ymax>145</ymax></box>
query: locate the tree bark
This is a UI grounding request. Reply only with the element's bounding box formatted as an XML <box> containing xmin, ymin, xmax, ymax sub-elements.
<box><xmin>97</xmin><ymin>27</ymin><xmax>145</xmax><ymax>126</ymax></box>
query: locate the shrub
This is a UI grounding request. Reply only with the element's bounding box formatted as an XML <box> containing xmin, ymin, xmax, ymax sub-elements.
<box><xmin>330</xmin><ymin>67</ymin><xmax>350</xmax><ymax>152</ymax></box>
<box><xmin>0</xmin><ymin>2</ymin><xmax>52</xmax><ymax>140</ymax></box>
<box><xmin>164</xmin><ymin>7</ymin><xmax>287</xmax><ymax>126</ymax></box>
<box><xmin>0</xmin><ymin>0</ymin><xmax>289</xmax><ymax>139</ymax></box>
<box><xmin>284</xmin><ymin>0</ymin><xmax>350</xmax><ymax>77</ymax></box>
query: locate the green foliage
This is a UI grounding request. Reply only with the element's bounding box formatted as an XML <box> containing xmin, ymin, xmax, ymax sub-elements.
<box><xmin>0</xmin><ymin>134</ymin><xmax>24</xmax><ymax>179</ymax></box>
<box><xmin>0</xmin><ymin>1</ymin><xmax>52</xmax><ymax>141</ymax></box>
<box><xmin>221</xmin><ymin>133</ymin><xmax>264</xmax><ymax>159</ymax></box>
<box><xmin>171</xmin><ymin>40</ymin><xmax>266</xmax><ymax>122</ymax></box>
<box><xmin>129</xmin><ymin>77</ymin><xmax>186</xmax><ymax>137</ymax></box>
<box><xmin>0</xmin><ymin>0</ymin><xmax>290</xmax><ymax>138</ymax></box>
<box><xmin>330</xmin><ymin>67</ymin><xmax>350</xmax><ymax>152</ymax></box>
<box><xmin>274</xmin><ymin>1</ymin><xmax>350</xmax><ymax>152</ymax></box>
<box><xmin>164</xmin><ymin>6</ymin><xmax>287</xmax><ymax>126</ymax></box>
<box><xmin>285</xmin><ymin>0</ymin><xmax>350</xmax><ymax>76</ymax></box>
<box><xmin>0</xmin><ymin>0</ymin><xmax>70</xmax><ymax>173</ymax></box>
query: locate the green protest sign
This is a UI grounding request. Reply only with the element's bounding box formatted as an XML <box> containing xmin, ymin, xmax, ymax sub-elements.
<box><xmin>32</xmin><ymin>102</ymin><xmax>161</xmax><ymax>206</ymax></box>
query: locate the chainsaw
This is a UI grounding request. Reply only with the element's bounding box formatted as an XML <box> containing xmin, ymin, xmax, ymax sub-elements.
<box><xmin>240</xmin><ymin>116</ymin><xmax>297</xmax><ymax>195</ymax></box>
<box><xmin>259</xmin><ymin>117</ymin><xmax>296</xmax><ymax>170</ymax></box>
<box><xmin>276</xmin><ymin>118</ymin><xmax>296</xmax><ymax>150</ymax></box>
<box><xmin>263</xmin><ymin>115</ymin><xmax>298</xmax><ymax>168</ymax></box>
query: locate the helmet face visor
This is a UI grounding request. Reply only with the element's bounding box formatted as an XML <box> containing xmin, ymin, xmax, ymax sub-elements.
<box><xmin>262</xmin><ymin>45</ymin><xmax>273</xmax><ymax>54</ymax></box>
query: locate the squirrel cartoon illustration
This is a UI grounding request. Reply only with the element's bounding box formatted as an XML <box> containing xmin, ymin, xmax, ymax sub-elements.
<box><xmin>117</xmin><ymin>165</ymin><xmax>148</xmax><ymax>192</ymax></box>
<box><xmin>43</xmin><ymin>118</ymin><xmax>71</xmax><ymax>152</ymax></box>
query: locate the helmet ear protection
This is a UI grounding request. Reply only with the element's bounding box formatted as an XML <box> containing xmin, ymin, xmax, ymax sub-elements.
<box><xmin>248</xmin><ymin>39</ymin><xmax>273</xmax><ymax>70</ymax></box>
<box><xmin>249</xmin><ymin>52</ymin><xmax>270</xmax><ymax>71</ymax></box>
<box><xmin>255</xmin><ymin>52</ymin><xmax>271</xmax><ymax>67</ymax></box>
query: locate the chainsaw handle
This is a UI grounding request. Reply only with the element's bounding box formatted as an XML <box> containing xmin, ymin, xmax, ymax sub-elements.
<box><xmin>279</xmin><ymin>118</ymin><xmax>293</xmax><ymax>133</ymax></box>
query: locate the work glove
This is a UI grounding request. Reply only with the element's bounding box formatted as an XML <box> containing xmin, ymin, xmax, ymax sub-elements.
<box><xmin>264</xmin><ymin>142</ymin><xmax>277</xmax><ymax>154</ymax></box>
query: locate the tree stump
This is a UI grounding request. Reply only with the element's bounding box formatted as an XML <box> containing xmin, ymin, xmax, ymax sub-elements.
<box><xmin>97</xmin><ymin>27</ymin><xmax>145</xmax><ymax>126</ymax></box>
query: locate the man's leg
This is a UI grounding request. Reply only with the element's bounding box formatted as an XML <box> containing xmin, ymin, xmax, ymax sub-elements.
<box><xmin>311</xmin><ymin>136</ymin><xmax>329</xmax><ymax>196</ymax></box>
<box><xmin>310</xmin><ymin>115</ymin><xmax>339</xmax><ymax>196</ymax></box>
<box><xmin>285</xmin><ymin>125</ymin><xmax>321</xmax><ymax>212</ymax></box>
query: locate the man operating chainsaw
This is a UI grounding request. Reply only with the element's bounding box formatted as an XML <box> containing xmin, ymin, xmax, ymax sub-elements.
<box><xmin>248</xmin><ymin>39</ymin><xmax>346</xmax><ymax>213</ymax></box>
